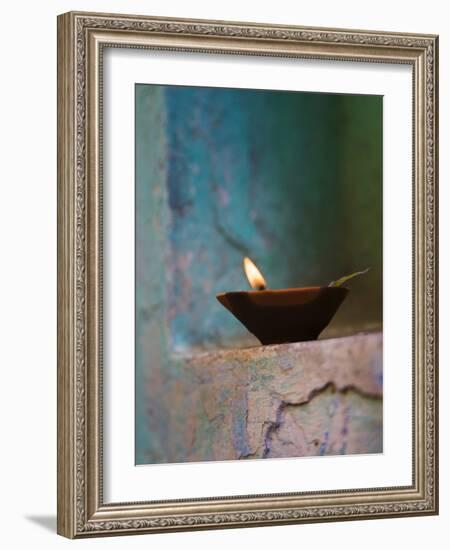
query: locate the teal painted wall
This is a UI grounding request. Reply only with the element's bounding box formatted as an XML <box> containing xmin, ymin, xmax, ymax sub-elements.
<box><xmin>135</xmin><ymin>84</ymin><xmax>382</xmax><ymax>352</ymax></box>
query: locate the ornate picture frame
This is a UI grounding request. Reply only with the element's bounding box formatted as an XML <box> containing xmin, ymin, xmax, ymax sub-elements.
<box><xmin>57</xmin><ymin>11</ymin><xmax>438</xmax><ymax>538</ymax></box>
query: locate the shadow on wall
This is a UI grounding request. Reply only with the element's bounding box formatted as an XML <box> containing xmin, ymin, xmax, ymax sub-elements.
<box><xmin>25</xmin><ymin>516</ymin><xmax>56</xmax><ymax>533</ymax></box>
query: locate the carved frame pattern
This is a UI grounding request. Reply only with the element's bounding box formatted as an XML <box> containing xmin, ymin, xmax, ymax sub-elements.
<box><xmin>57</xmin><ymin>11</ymin><xmax>438</xmax><ymax>538</ymax></box>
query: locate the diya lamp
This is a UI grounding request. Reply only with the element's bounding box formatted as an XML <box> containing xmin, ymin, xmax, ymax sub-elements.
<box><xmin>216</xmin><ymin>257</ymin><xmax>369</xmax><ymax>345</ymax></box>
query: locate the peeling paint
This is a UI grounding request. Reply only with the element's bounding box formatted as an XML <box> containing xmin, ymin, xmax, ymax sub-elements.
<box><xmin>231</xmin><ymin>391</ymin><xmax>253</xmax><ymax>458</ymax></box>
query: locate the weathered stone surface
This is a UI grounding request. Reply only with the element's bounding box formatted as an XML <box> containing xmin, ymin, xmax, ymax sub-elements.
<box><xmin>263</xmin><ymin>386</ymin><xmax>382</xmax><ymax>459</ymax></box>
<box><xmin>138</xmin><ymin>332</ymin><xmax>382</xmax><ymax>464</ymax></box>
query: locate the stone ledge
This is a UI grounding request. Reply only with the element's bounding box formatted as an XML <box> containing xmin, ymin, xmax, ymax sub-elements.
<box><xmin>139</xmin><ymin>332</ymin><xmax>382</xmax><ymax>464</ymax></box>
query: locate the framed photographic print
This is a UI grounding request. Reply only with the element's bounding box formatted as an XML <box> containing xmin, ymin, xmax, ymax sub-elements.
<box><xmin>57</xmin><ymin>11</ymin><xmax>439</xmax><ymax>538</ymax></box>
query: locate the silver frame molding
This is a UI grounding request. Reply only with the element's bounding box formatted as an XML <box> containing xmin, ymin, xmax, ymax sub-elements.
<box><xmin>57</xmin><ymin>11</ymin><xmax>439</xmax><ymax>538</ymax></box>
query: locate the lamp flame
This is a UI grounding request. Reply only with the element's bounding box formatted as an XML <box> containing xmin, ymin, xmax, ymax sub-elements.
<box><xmin>243</xmin><ymin>257</ymin><xmax>267</xmax><ymax>290</ymax></box>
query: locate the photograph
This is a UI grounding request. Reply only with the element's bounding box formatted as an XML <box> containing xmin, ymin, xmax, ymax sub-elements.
<box><xmin>135</xmin><ymin>83</ymin><xmax>383</xmax><ymax>465</ymax></box>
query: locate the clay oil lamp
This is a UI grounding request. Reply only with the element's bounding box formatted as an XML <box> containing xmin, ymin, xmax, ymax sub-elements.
<box><xmin>216</xmin><ymin>257</ymin><xmax>368</xmax><ymax>345</ymax></box>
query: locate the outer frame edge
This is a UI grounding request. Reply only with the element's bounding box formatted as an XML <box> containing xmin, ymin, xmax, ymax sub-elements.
<box><xmin>56</xmin><ymin>11</ymin><xmax>439</xmax><ymax>538</ymax></box>
<box><xmin>57</xmin><ymin>11</ymin><xmax>76</xmax><ymax>540</ymax></box>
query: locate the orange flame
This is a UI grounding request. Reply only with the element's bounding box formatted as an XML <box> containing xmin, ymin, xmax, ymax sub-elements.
<box><xmin>243</xmin><ymin>257</ymin><xmax>267</xmax><ymax>290</ymax></box>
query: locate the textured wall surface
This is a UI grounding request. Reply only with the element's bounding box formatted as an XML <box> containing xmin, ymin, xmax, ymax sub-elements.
<box><xmin>135</xmin><ymin>84</ymin><xmax>383</xmax><ymax>464</ymax></box>
<box><xmin>137</xmin><ymin>332</ymin><xmax>382</xmax><ymax>464</ymax></box>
